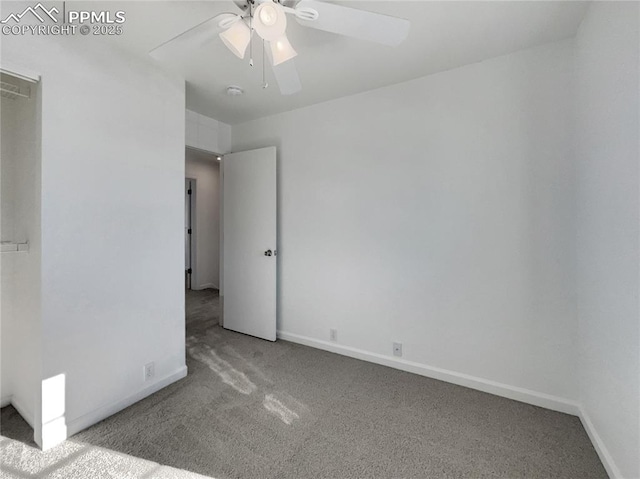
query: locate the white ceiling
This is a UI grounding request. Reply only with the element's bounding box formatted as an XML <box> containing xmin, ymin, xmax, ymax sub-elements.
<box><xmin>87</xmin><ymin>1</ymin><xmax>589</xmax><ymax>124</ymax></box>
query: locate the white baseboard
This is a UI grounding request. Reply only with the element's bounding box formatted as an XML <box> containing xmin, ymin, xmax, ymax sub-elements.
<box><xmin>64</xmin><ymin>366</ymin><xmax>188</xmax><ymax>441</ymax></box>
<box><xmin>3</xmin><ymin>368</ymin><xmax>188</xmax><ymax>450</ymax></box>
<box><xmin>277</xmin><ymin>331</ymin><xmax>580</xmax><ymax>416</ymax></box>
<box><xmin>192</xmin><ymin>283</ymin><xmax>218</xmax><ymax>291</ymax></box>
<box><xmin>0</xmin><ymin>395</ymin><xmax>11</xmax><ymax>408</ymax></box>
<box><xmin>578</xmin><ymin>407</ymin><xmax>621</xmax><ymax>479</ymax></box>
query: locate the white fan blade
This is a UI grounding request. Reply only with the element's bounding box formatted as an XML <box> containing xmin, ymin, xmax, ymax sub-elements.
<box><xmin>295</xmin><ymin>0</ymin><xmax>410</xmax><ymax>47</ymax></box>
<box><xmin>150</xmin><ymin>13</ymin><xmax>238</xmax><ymax>62</ymax></box>
<box><xmin>269</xmin><ymin>54</ymin><xmax>302</xmax><ymax>95</ymax></box>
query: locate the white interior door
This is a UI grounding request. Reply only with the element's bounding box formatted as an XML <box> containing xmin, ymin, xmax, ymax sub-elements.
<box><xmin>222</xmin><ymin>146</ymin><xmax>277</xmax><ymax>341</ymax></box>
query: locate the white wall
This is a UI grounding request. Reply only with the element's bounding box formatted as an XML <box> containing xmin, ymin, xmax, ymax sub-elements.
<box><xmin>574</xmin><ymin>3</ymin><xmax>640</xmax><ymax>478</ymax></box>
<box><xmin>2</xmin><ymin>25</ymin><xmax>186</xmax><ymax>448</ymax></box>
<box><xmin>186</xmin><ymin>148</ymin><xmax>221</xmax><ymax>290</ymax></box>
<box><xmin>0</xmin><ymin>78</ymin><xmax>42</xmax><ymax>428</ymax></box>
<box><xmin>233</xmin><ymin>40</ymin><xmax>577</xmax><ymax>409</ymax></box>
<box><xmin>186</xmin><ymin>110</ymin><xmax>231</xmax><ymax>154</ymax></box>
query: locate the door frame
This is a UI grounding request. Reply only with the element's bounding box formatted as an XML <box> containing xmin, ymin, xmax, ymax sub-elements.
<box><xmin>185</xmin><ymin>177</ymin><xmax>196</xmax><ymax>289</ymax></box>
<box><xmin>185</xmin><ymin>145</ymin><xmax>222</xmax><ymax>293</ymax></box>
<box><xmin>219</xmin><ymin>157</ymin><xmax>224</xmax><ymax>326</ymax></box>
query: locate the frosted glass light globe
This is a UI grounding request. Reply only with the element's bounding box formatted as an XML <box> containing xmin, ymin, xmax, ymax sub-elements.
<box><xmin>219</xmin><ymin>19</ymin><xmax>251</xmax><ymax>59</ymax></box>
<box><xmin>259</xmin><ymin>4</ymin><xmax>277</xmax><ymax>26</ymax></box>
<box><xmin>270</xmin><ymin>34</ymin><xmax>297</xmax><ymax>66</ymax></box>
<box><xmin>254</xmin><ymin>2</ymin><xmax>286</xmax><ymax>41</ymax></box>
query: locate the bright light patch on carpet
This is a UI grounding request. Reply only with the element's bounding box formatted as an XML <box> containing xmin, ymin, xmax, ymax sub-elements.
<box><xmin>263</xmin><ymin>394</ymin><xmax>300</xmax><ymax>425</ymax></box>
<box><xmin>0</xmin><ymin>437</ymin><xmax>86</xmax><ymax>475</ymax></box>
<box><xmin>0</xmin><ymin>436</ymin><xmax>216</xmax><ymax>478</ymax></box>
<box><xmin>187</xmin><ymin>338</ymin><xmax>257</xmax><ymax>395</ymax></box>
<box><xmin>221</xmin><ymin>345</ymin><xmax>272</xmax><ymax>383</ymax></box>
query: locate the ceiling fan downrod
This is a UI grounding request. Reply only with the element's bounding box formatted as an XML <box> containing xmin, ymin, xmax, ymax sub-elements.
<box><xmin>262</xmin><ymin>39</ymin><xmax>268</xmax><ymax>89</ymax></box>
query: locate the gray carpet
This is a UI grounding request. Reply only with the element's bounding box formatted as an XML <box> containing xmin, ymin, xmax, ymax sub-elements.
<box><xmin>0</xmin><ymin>434</ymin><xmax>213</xmax><ymax>479</ymax></box>
<box><xmin>2</xmin><ymin>289</ymin><xmax>606</xmax><ymax>479</ymax></box>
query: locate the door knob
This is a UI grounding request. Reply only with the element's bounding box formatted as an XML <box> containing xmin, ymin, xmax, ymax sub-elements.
<box><xmin>264</xmin><ymin>249</ymin><xmax>272</xmax><ymax>256</ymax></box>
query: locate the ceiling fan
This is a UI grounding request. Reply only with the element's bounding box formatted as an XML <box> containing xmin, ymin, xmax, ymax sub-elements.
<box><xmin>149</xmin><ymin>0</ymin><xmax>410</xmax><ymax>95</ymax></box>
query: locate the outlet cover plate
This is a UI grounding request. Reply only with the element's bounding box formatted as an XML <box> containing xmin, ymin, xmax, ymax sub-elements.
<box><xmin>144</xmin><ymin>362</ymin><xmax>155</xmax><ymax>381</ymax></box>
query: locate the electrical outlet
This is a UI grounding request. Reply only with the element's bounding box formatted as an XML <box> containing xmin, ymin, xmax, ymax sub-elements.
<box><xmin>330</xmin><ymin>329</ymin><xmax>338</xmax><ymax>342</ymax></box>
<box><xmin>393</xmin><ymin>342</ymin><xmax>403</xmax><ymax>357</ymax></box>
<box><xmin>144</xmin><ymin>362</ymin><xmax>155</xmax><ymax>382</ymax></box>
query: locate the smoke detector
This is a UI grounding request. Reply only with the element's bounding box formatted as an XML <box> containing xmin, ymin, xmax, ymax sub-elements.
<box><xmin>226</xmin><ymin>85</ymin><xmax>244</xmax><ymax>96</ymax></box>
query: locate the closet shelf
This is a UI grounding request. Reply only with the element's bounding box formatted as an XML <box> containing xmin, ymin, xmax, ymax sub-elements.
<box><xmin>1</xmin><ymin>241</ymin><xmax>29</xmax><ymax>253</ymax></box>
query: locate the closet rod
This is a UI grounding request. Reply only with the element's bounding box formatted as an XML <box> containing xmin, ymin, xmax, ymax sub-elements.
<box><xmin>0</xmin><ymin>88</ymin><xmax>29</xmax><ymax>99</ymax></box>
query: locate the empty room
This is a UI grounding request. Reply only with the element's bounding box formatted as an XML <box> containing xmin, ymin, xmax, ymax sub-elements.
<box><xmin>0</xmin><ymin>1</ymin><xmax>638</xmax><ymax>478</ymax></box>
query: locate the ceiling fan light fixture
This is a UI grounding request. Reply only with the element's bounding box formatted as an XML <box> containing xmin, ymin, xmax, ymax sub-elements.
<box><xmin>259</xmin><ymin>3</ymin><xmax>278</xmax><ymax>26</ymax></box>
<box><xmin>270</xmin><ymin>35</ymin><xmax>297</xmax><ymax>66</ymax></box>
<box><xmin>254</xmin><ymin>2</ymin><xmax>287</xmax><ymax>41</ymax></box>
<box><xmin>219</xmin><ymin>19</ymin><xmax>251</xmax><ymax>59</ymax></box>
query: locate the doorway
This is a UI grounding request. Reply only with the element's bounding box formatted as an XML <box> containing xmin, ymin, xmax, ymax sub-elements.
<box><xmin>183</xmin><ymin>143</ymin><xmax>278</xmax><ymax>341</ymax></box>
<box><xmin>184</xmin><ymin>147</ymin><xmax>222</xmax><ymax>292</ymax></box>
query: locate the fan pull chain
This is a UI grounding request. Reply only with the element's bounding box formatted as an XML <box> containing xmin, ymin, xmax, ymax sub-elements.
<box><xmin>249</xmin><ymin>5</ymin><xmax>254</xmax><ymax>67</ymax></box>
<box><xmin>262</xmin><ymin>39</ymin><xmax>268</xmax><ymax>89</ymax></box>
